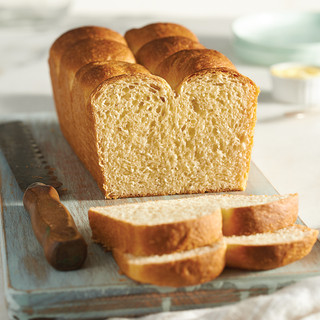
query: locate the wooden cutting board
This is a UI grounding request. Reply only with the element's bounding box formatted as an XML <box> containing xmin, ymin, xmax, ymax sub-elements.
<box><xmin>1</xmin><ymin>113</ymin><xmax>320</xmax><ymax>320</ymax></box>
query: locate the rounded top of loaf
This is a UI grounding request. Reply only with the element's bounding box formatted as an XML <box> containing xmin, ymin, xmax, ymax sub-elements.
<box><xmin>125</xmin><ymin>22</ymin><xmax>199</xmax><ymax>55</ymax></box>
<box><xmin>136</xmin><ymin>36</ymin><xmax>206</xmax><ymax>73</ymax></box>
<box><xmin>73</xmin><ymin>61</ymin><xmax>151</xmax><ymax>103</ymax></box>
<box><xmin>60</xmin><ymin>38</ymin><xmax>136</xmax><ymax>89</ymax></box>
<box><xmin>49</xmin><ymin>26</ymin><xmax>127</xmax><ymax>73</ymax></box>
<box><xmin>90</xmin><ymin>71</ymin><xmax>173</xmax><ymax>105</ymax></box>
<box><xmin>155</xmin><ymin>49</ymin><xmax>238</xmax><ymax>90</ymax></box>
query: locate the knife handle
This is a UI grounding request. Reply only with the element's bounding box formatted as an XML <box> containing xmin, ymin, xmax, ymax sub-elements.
<box><xmin>23</xmin><ymin>182</ymin><xmax>87</xmax><ymax>271</ymax></box>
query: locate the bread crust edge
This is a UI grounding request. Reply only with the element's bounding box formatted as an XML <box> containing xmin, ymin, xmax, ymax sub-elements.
<box><xmin>113</xmin><ymin>240</ymin><xmax>226</xmax><ymax>287</ymax></box>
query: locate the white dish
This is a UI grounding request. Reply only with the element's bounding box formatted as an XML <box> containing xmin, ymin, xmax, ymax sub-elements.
<box><xmin>232</xmin><ymin>12</ymin><xmax>320</xmax><ymax>66</ymax></box>
<box><xmin>270</xmin><ymin>62</ymin><xmax>320</xmax><ymax>105</ymax></box>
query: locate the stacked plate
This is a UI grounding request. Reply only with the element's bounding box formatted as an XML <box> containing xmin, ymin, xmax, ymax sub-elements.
<box><xmin>232</xmin><ymin>12</ymin><xmax>320</xmax><ymax>66</ymax></box>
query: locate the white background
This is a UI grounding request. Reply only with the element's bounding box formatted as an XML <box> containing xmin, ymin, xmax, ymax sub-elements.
<box><xmin>70</xmin><ymin>0</ymin><xmax>320</xmax><ymax>17</ymax></box>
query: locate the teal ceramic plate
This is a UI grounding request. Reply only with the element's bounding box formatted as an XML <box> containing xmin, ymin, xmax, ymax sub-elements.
<box><xmin>232</xmin><ymin>12</ymin><xmax>320</xmax><ymax>65</ymax></box>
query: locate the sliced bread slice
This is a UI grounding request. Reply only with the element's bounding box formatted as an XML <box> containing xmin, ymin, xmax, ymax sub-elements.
<box><xmin>203</xmin><ymin>193</ymin><xmax>299</xmax><ymax>236</ymax></box>
<box><xmin>89</xmin><ymin>197</ymin><xmax>222</xmax><ymax>256</ymax></box>
<box><xmin>225</xmin><ymin>224</ymin><xmax>318</xmax><ymax>270</ymax></box>
<box><xmin>113</xmin><ymin>239</ymin><xmax>226</xmax><ymax>287</ymax></box>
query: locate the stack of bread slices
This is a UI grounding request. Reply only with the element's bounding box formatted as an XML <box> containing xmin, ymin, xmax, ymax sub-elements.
<box><xmin>89</xmin><ymin>193</ymin><xmax>318</xmax><ymax>287</ymax></box>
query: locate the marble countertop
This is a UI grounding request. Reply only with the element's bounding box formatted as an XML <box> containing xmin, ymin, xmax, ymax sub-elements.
<box><xmin>0</xmin><ymin>14</ymin><xmax>319</xmax><ymax>320</ymax></box>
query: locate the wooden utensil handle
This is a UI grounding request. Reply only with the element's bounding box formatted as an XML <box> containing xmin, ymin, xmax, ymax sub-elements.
<box><xmin>23</xmin><ymin>182</ymin><xmax>87</xmax><ymax>271</ymax></box>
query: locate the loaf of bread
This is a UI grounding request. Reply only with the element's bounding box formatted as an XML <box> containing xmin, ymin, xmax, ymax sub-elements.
<box><xmin>226</xmin><ymin>224</ymin><xmax>318</xmax><ymax>270</ymax></box>
<box><xmin>49</xmin><ymin>23</ymin><xmax>259</xmax><ymax>199</ymax></box>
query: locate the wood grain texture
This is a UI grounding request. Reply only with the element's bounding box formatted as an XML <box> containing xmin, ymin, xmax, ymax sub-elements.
<box><xmin>23</xmin><ymin>183</ymin><xmax>87</xmax><ymax>271</ymax></box>
<box><xmin>1</xmin><ymin>113</ymin><xmax>320</xmax><ymax>320</ymax></box>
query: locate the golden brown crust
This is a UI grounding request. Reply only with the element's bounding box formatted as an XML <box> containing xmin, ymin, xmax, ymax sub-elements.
<box><xmin>60</xmin><ymin>38</ymin><xmax>136</xmax><ymax>89</ymax></box>
<box><xmin>178</xmin><ymin>67</ymin><xmax>257</xmax><ymax>93</ymax></box>
<box><xmin>89</xmin><ymin>207</ymin><xmax>222</xmax><ymax>256</ymax></box>
<box><xmin>113</xmin><ymin>240</ymin><xmax>226</xmax><ymax>287</ymax></box>
<box><xmin>222</xmin><ymin>194</ymin><xmax>299</xmax><ymax>236</ymax></box>
<box><xmin>125</xmin><ymin>22</ymin><xmax>199</xmax><ymax>55</ymax></box>
<box><xmin>48</xmin><ymin>27</ymin><xmax>135</xmax><ymax>152</ymax></box>
<box><xmin>155</xmin><ymin>49</ymin><xmax>237</xmax><ymax>90</ymax></box>
<box><xmin>74</xmin><ymin>61</ymin><xmax>150</xmax><ymax>105</ymax></box>
<box><xmin>226</xmin><ymin>225</ymin><xmax>319</xmax><ymax>270</ymax></box>
<box><xmin>48</xmin><ymin>26</ymin><xmax>128</xmax><ymax>111</ymax></box>
<box><xmin>136</xmin><ymin>36</ymin><xmax>205</xmax><ymax>73</ymax></box>
<box><xmin>49</xmin><ymin>26</ymin><xmax>127</xmax><ymax>76</ymax></box>
<box><xmin>54</xmin><ymin>38</ymin><xmax>136</xmax><ymax>155</ymax></box>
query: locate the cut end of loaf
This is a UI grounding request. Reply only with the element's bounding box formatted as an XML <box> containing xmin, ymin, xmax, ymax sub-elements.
<box><xmin>175</xmin><ymin>69</ymin><xmax>258</xmax><ymax>194</ymax></box>
<box><xmin>91</xmin><ymin>68</ymin><xmax>258</xmax><ymax>199</ymax></box>
<box><xmin>91</xmin><ymin>74</ymin><xmax>177</xmax><ymax>198</ymax></box>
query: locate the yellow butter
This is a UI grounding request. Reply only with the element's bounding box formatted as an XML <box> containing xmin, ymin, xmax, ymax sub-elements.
<box><xmin>272</xmin><ymin>65</ymin><xmax>320</xmax><ymax>79</ymax></box>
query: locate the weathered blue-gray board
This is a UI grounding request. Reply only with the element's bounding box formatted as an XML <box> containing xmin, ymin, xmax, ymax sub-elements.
<box><xmin>1</xmin><ymin>113</ymin><xmax>319</xmax><ymax>319</ymax></box>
